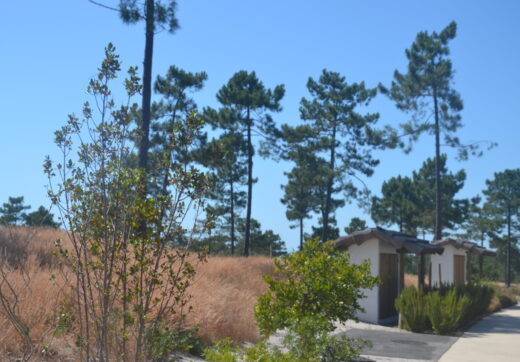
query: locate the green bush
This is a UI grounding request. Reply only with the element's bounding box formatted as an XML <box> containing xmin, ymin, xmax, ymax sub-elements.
<box><xmin>205</xmin><ymin>239</ymin><xmax>378</xmax><ymax>361</ymax></box>
<box><xmin>255</xmin><ymin>239</ymin><xmax>378</xmax><ymax>361</ymax></box>
<box><xmin>394</xmin><ymin>287</ymin><xmax>429</xmax><ymax>332</ymax></box>
<box><xmin>203</xmin><ymin>339</ymin><xmax>293</xmax><ymax>362</ymax></box>
<box><xmin>396</xmin><ymin>284</ymin><xmax>495</xmax><ymax>334</ymax></box>
<box><xmin>458</xmin><ymin>284</ymin><xmax>494</xmax><ymax>325</ymax></box>
<box><xmin>147</xmin><ymin>324</ymin><xmax>203</xmax><ymax>360</ymax></box>
<box><xmin>426</xmin><ymin>289</ymin><xmax>470</xmax><ymax>335</ymax></box>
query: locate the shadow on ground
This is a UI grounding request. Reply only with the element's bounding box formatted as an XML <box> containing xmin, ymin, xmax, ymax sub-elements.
<box><xmin>338</xmin><ymin>328</ymin><xmax>458</xmax><ymax>361</ymax></box>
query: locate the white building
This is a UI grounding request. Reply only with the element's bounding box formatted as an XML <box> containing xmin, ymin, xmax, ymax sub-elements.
<box><xmin>431</xmin><ymin>239</ymin><xmax>496</xmax><ymax>287</ymax></box>
<box><xmin>334</xmin><ymin>227</ymin><xmax>443</xmax><ymax>324</ymax></box>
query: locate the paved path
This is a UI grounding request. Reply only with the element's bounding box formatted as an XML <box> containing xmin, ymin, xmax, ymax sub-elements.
<box><xmin>338</xmin><ymin>328</ymin><xmax>458</xmax><ymax>361</ymax></box>
<box><xmin>439</xmin><ymin>305</ymin><xmax>520</xmax><ymax>362</ymax></box>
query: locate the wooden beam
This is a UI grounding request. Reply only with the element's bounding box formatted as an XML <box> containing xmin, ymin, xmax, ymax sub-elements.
<box><xmin>398</xmin><ymin>251</ymin><xmax>405</xmax><ymax>294</ymax></box>
<box><xmin>428</xmin><ymin>258</ymin><xmax>432</xmax><ymax>287</ymax></box>
<box><xmin>479</xmin><ymin>255</ymin><xmax>484</xmax><ymax>281</ymax></box>
<box><xmin>466</xmin><ymin>253</ymin><xmax>471</xmax><ymax>283</ymax></box>
<box><xmin>418</xmin><ymin>253</ymin><xmax>425</xmax><ymax>289</ymax></box>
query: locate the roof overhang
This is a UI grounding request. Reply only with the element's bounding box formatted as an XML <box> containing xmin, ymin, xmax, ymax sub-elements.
<box><xmin>334</xmin><ymin>227</ymin><xmax>444</xmax><ymax>255</ymax></box>
<box><xmin>434</xmin><ymin>238</ymin><xmax>497</xmax><ymax>257</ymax></box>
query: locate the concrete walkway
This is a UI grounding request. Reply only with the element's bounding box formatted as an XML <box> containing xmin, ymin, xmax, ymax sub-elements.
<box><xmin>440</xmin><ymin>305</ymin><xmax>520</xmax><ymax>362</ymax></box>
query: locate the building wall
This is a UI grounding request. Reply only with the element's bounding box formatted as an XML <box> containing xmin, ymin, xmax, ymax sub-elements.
<box><xmin>347</xmin><ymin>238</ymin><xmax>380</xmax><ymax>324</ymax></box>
<box><xmin>431</xmin><ymin>245</ymin><xmax>466</xmax><ymax>286</ymax></box>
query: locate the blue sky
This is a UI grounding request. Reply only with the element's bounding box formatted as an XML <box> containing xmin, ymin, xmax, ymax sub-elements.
<box><xmin>1</xmin><ymin>1</ymin><xmax>518</xmax><ymax>251</ymax></box>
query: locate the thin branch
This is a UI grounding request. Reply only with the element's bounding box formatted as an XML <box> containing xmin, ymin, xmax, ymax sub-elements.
<box><xmin>87</xmin><ymin>0</ymin><xmax>120</xmax><ymax>12</ymax></box>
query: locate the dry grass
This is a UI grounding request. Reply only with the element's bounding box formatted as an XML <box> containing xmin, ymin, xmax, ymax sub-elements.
<box><xmin>186</xmin><ymin>255</ymin><xmax>274</xmax><ymax>343</ymax></box>
<box><xmin>0</xmin><ymin>227</ymin><xmax>276</xmax><ymax>359</ymax></box>
<box><xmin>0</xmin><ymin>226</ymin><xmax>76</xmax><ymax>360</ymax></box>
<box><xmin>0</xmin><ymin>231</ymin><xmax>442</xmax><ymax>359</ymax></box>
<box><xmin>404</xmin><ymin>273</ymin><xmax>418</xmax><ymax>288</ymax></box>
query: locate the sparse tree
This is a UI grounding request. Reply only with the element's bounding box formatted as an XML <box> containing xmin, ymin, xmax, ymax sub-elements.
<box><xmin>0</xmin><ymin>196</ymin><xmax>30</xmax><ymax>226</ymax></box>
<box><xmin>149</xmin><ymin>65</ymin><xmax>207</xmax><ymax>196</ymax></box>
<box><xmin>412</xmin><ymin>155</ymin><xmax>468</xmax><ymax>236</ymax></box>
<box><xmin>214</xmin><ymin>71</ymin><xmax>285</xmax><ymax>256</ymax></box>
<box><xmin>237</xmin><ymin>218</ymin><xmax>287</xmax><ymax>257</ymax></box>
<box><xmin>45</xmin><ymin>45</ymin><xmax>208</xmax><ymax>361</ymax></box>
<box><xmin>117</xmin><ymin>0</ymin><xmax>180</xmax><ymax>174</ymax></box>
<box><xmin>24</xmin><ymin>206</ymin><xmax>60</xmax><ymax>228</ymax></box>
<box><xmin>483</xmin><ymin>169</ymin><xmax>520</xmax><ymax>286</ymax></box>
<box><xmin>280</xmin><ymin>125</ymin><xmax>322</xmax><ymax>250</ymax></box>
<box><xmin>384</xmin><ymin>21</ymin><xmax>493</xmax><ymax>240</ymax></box>
<box><xmin>199</xmin><ymin>129</ymin><xmax>248</xmax><ymax>255</ymax></box>
<box><xmin>371</xmin><ymin>175</ymin><xmax>420</xmax><ymax>234</ymax></box>
<box><xmin>299</xmin><ymin>69</ymin><xmax>385</xmax><ymax>242</ymax></box>
<box><xmin>344</xmin><ymin>217</ymin><xmax>368</xmax><ymax>235</ymax></box>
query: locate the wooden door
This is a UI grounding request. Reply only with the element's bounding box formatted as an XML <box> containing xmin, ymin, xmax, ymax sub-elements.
<box><xmin>379</xmin><ymin>253</ymin><xmax>398</xmax><ymax>320</ymax></box>
<box><xmin>453</xmin><ymin>255</ymin><xmax>465</xmax><ymax>286</ymax></box>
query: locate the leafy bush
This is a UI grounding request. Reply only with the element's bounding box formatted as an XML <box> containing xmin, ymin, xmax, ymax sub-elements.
<box><xmin>205</xmin><ymin>239</ymin><xmax>378</xmax><ymax>361</ymax></box>
<box><xmin>203</xmin><ymin>339</ymin><xmax>292</xmax><ymax>362</ymax></box>
<box><xmin>395</xmin><ymin>287</ymin><xmax>429</xmax><ymax>332</ymax></box>
<box><xmin>426</xmin><ymin>289</ymin><xmax>470</xmax><ymax>335</ymax></box>
<box><xmin>147</xmin><ymin>324</ymin><xmax>203</xmax><ymax>360</ymax></box>
<box><xmin>396</xmin><ymin>284</ymin><xmax>495</xmax><ymax>334</ymax></box>
<box><xmin>255</xmin><ymin>239</ymin><xmax>378</xmax><ymax>361</ymax></box>
<box><xmin>458</xmin><ymin>284</ymin><xmax>494</xmax><ymax>325</ymax></box>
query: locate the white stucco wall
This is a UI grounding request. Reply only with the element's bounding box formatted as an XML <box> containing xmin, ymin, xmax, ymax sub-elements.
<box><xmin>347</xmin><ymin>238</ymin><xmax>380</xmax><ymax>324</ymax></box>
<box><xmin>431</xmin><ymin>245</ymin><xmax>466</xmax><ymax>286</ymax></box>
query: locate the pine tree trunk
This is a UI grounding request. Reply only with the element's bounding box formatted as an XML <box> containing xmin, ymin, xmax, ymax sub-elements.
<box><xmin>230</xmin><ymin>179</ymin><xmax>235</xmax><ymax>255</ymax></box>
<box><xmin>322</xmin><ymin>122</ymin><xmax>337</xmax><ymax>243</ymax></box>
<box><xmin>506</xmin><ymin>207</ymin><xmax>511</xmax><ymax>287</ymax></box>
<box><xmin>244</xmin><ymin>107</ymin><xmax>253</xmax><ymax>256</ymax></box>
<box><xmin>138</xmin><ymin>0</ymin><xmax>154</xmax><ymax>174</ymax></box>
<box><xmin>135</xmin><ymin>1</ymin><xmax>155</xmax><ymax>360</ymax></box>
<box><xmin>433</xmin><ymin>88</ymin><xmax>442</xmax><ymax>241</ymax></box>
<box><xmin>299</xmin><ymin>218</ymin><xmax>303</xmax><ymax>251</ymax></box>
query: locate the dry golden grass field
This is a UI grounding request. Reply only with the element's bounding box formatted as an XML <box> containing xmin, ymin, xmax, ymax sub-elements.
<box><xmin>0</xmin><ymin>227</ymin><xmax>516</xmax><ymax>360</ymax></box>
<box><xmin>0</xmin><ymin>227</ymin><xmax>275</xmax><ymax>359</ymax></box>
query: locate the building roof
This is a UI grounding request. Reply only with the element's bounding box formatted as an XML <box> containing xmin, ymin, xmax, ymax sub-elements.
<box><xmin>333</xmin><ymin>227</ymin><xmax>444</xmax><ymax>255</ymax></box>
<box><xmin>434</xmin><ymin>238</ymin><xmax>497</xmax><ymax>257</ymax></box>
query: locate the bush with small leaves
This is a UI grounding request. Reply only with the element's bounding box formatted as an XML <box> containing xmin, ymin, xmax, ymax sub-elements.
<box><xmin>255</xmin><ymin>239</ymin><xmax>378</xmax><ymax>361</ymax></box>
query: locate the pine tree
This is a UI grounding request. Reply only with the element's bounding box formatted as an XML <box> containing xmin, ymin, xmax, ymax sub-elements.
<box><xmin>0</xmin><ymin>196</ymin><xmax>30</xmax><ymax>226</ymax></box>
<box><xmin>460</xmin><ymin>196</ymin><xmax>499</xmax><ymax>279</ymax></box>
<box><xmin>280</xmin><ymin>125</ymin><xmax>322</xmax><ymax>250</ymax></box>
<box><xmin>24</xmin><ymin>206</ymin><xmax>60</xmax><ymax>228</ymax></box>
<box><xmin>149</xmin><ymin>65</ymin><xmax>207</xmax><ymax>196</ymax></box>
<box><xmin>237</xmin><ymin>218</ymin><xmax>287</xmax><ymax>257</ymax></box>
<box><xmin>299</xmin><ymin>69</ymin><xmax>383</xmax><ymax>242</ymax></box>
<box><xmin>199</xmin><ymin>128</ymin><xmax>248</xmax><ymax>255</ymax></box>
<box><xmin>483</xmin><ymin>169</ymin><xmax>520</xmax><ymax>286</ymax></box>
<box><xmin>214</xmin><ymin>71</ymin><xmax>285</xmax><ymax>256</ymax></box>
<box><xmin>344</xmin><ymin>217</ymin><xmax>368</xmax><ymax>234</ymax></box>
<box><xmin>371</xmin><ymin>175</ymin><xmax>419</xmax><ymax>234</ymax></box>
<box><xmin>384</xmin><ymin>21</ymin><xmax>492</xmax><ymax>240</ymax></box>
<box><xmin>412</xmin><ymin>155</ymin><xmax>468</xmax><ymax>235</ymax></box>
<box><xmin>117</xmin><ymin>0</ymin><xmax>180</xmax><ymax>175</ymax></box>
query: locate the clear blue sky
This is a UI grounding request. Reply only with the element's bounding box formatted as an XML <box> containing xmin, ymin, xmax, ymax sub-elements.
<box><xmin>1</xmin><ymin>1</ymin><xmax>518</xmax><ymax>251</ymax></box>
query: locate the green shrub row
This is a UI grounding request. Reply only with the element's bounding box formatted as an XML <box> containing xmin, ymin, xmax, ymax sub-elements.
<box><xmin>395</xmin><ymin>284</ymin><xmax>495</xmax><ymax>335</ymax></box>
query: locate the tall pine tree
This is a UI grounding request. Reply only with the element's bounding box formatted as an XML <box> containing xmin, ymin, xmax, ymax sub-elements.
<box><xmin>199</xmin><ymin>128</ymin><xmax>248</xmax><ymax>255</ymax></box>
<box><xmin>483</xmin><ymin>169</ymin><xmax>520</xmax><ymax>286</ymax></box>
<box><xmin>371</xmin><ymin>175</ymin><xmax>419</xmax><ymax>234</ymax></box>
<box><xmin>299</xmin><ymin>69</ymin><xmax>384</xmax><ymax>242</ymax></box>
<box><xmin>383</xmin><ymin>21</ymin><xmax>491</xmax><ymax>239</ymax></box>
<box><xmin>214</xmin><ymin>71</ymin><xmax>285</xmax><ymax>256</ymax></box>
